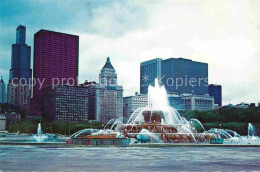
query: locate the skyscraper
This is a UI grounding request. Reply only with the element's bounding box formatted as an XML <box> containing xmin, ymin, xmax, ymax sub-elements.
<box><xmin>140</xmin><ymin>57</ymin><xmax>208</xmax><ymax>95</ymax></box>
<box><xmin>31</xmin><ymin>30</ymin><xmax>79</xmax><ymax>117</ymax></box>
<box><xmin>162</xmin><ymin>58</ymin><xmax>208</xmax><ymax>95</ymax></box>
<box><xmin>7</xmin><ymin>25</ymin><xmax>32</xmax><ymax>110</ymax></box>
<box><xmin>0</xmin><ymin>77</ymin><xmax>7</xmax><ymax>103</ymax></box>
<box><xmin>9</xmin><ymin>25</ymin><xmax>31</xmax><ymax>83</ymax></box>
<box><xmin>123</xmin><ymin>94</ymin><xmax>148</xmax><ymax>120</ymax></box>
<box><xmin>43</xmin><ymin>85</ymin><xmax>88</xmax><ymax>122</ymax></box>
<box><xmin>85</xmin><ymin>57</ymin><xmax>123</xmax><ymax>123</ymax></box>
<box><xmin>208</xmin><ymin>84</ymin><xmax>222</xmax><ymax>107</ymax></box>
<box><xmin>182</xmin><ymin>94</ymin><xmax>214</xmax><ymax>111</ymax></box>
<box><xmin>140</xmin><ymin>58</ymin><xmax>162</xmax><ymax>94</ymax></box>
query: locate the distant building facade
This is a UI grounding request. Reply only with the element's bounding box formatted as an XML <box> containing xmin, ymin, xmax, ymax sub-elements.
<box><xmin>81</xmin><ymin>82</ymin><xmax>97</xmax><ymax>121</ymax></box>
<box><xmin>123</xmin><ymin>94</ymin><xmax>148</xmax><ymax>120</ymax></box>
<box><xmin>224</xmin><ymin>102</ymin><xmax>259</xmax><ymax>109</ymax></box>
<box><xmin>235</xmin><ymin>102</ymin><xmax>249</xmax><ymax>109</ymax></box>
<box><xmin>140</xmin><ymin>57</ymin><xmax>208</xmax><ymax>95</ymax></box>
<box><xmin>4</xmin><ymin>113</ymin><xmax>21</xmax><ymax>126</ymax></box>
<box><xmin>208</xmin><ymin>84</ymin><xmax>222</xmax><ymax>107</ymax></box>
<box><xmin>0</xmin><ymin>77</ymin><xmax>7</xmax><ymax>103</ymax></box>
<box><xmin>167</xmin><ymin>93</ymin><xmax>185</xmax><ymax>110</ymax></box>
<box><xmin>249</xmin><ymin>103</ymin><xmax>255</xmax><ymax>108</ymax></box>
<box><xmin>85</xmin><ymin>58</ymin><xmax>123</xmax><ymax>123</ymax></box>
<box><xmin>7</xmin><ymin>25</ymin><xmax>32</xmax><ymax>111</ymax></box>
<box><xmin>7</xmin><ymin>83</ymin><xmax>30</xmax><ymax>110</ymax></box>
<box><xmin>182</xmin><ymin>94</ymin><xmax>214</xmax><ymax>111</ymax></box>
<box><xmin>30</xmin><ymin>30</ymin><xmax>79</xmax><ymax>118</ymax></box>
<box><xmin>0</xmin><ymin>103</ymin><xmax>22</xmax><ymax>128</ymax></box>
<box><xmin>140</xmin><ymin>58</ymin><xmax>162</xmax><ymax>94</ymax></box>
<box><xmin>0</xmin><ymin>115</ymin><xmax>6</xmax><ymax>131</ymax></box>
<box><xmin>43</xmin><ymin>85</ymin><xmax>88</xmax><ymax>122</ymax></box>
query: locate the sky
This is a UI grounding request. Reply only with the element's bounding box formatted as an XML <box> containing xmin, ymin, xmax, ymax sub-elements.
<box><xmin>0</xmin><ymin>0</ymin><xmax>259</xmax><ymax>105</ymax></box>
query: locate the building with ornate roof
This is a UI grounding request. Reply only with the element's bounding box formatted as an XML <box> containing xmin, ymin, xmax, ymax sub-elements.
<box><xmin>85</xmin><ymin>57</ymin><xmax>123</xmax><ymax>123</ymax></box>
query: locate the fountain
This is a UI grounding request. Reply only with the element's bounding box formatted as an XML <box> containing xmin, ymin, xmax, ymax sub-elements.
<box><xmin>0</xmin><ymin>123</ymin><xmax>67</xmax><ymax>144</ymax></box>
<box><xmin>114</xmin><ymin>78</ymin><xmax>216</xmax><ymax>143</ymax></box>
<box><xmin>205</xmin><ymin>123</ymin><xmax>260</xmax><ymax>145</ymax></box>
<box><xmin>248</xmin><ymin>123</ymin><xmax>256</xmax><ymax>136</ymax></box>
<box><xmin>31</xmin><ymin>123</ymin><xmax>56</xmax><ymax>142</ymax></box>
<box><xmin>37</xmin><ymin>123</ymin><xmax>42</xmax><ymax>135</ymax></box>
<box><xmin>69</xmin><ymin>78</ymin><xmax>259</xmax><ymax>146</ymax></box>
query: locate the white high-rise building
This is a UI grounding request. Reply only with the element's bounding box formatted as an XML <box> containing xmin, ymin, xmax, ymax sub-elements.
<box><xmin>182</xmin><ymin>94</ymin><xmax>214</xmax><ymax>111</ymax></box>
<box><xmin>85</xmin><ymin>57</ymin><xmax>123</xmax><ymax>123</ymax></box>
<box><xmin>0</xmin><ymin>77</ymin><xmax>7</xmax><ymax>103</ymax></box>
<box><xmin>123</xmin><ymin>93</ymin><xmax>148</xmax><ymax>120</ymax></box>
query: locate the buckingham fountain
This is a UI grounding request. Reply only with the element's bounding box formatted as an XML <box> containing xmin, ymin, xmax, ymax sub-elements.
<box><xmin>67</xmin><ymin>78</ymin><xmax>260</xmax><ymax>146</ymax></box>
<box><xmin>114</xmin><ymin>78</ymin><xmax>216</xmax><ymax>144</ymax></box>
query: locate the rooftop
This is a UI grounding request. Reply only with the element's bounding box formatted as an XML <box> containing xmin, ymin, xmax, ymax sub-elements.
<box><xmin>35</xmin><ymin>29</ymin><xmax>79</xmax><ymax>37</ymax></box>
<box><xmin>102</xmin><ymin>57</ymin><xmax>114</xmax><ymax>69</ymax></box>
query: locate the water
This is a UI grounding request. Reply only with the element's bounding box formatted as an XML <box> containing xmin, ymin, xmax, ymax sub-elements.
<box><xmin>128</xmin><ymin>78</ymin><xmax>187</xmax><ymax>125</ymax></box>
<box><xmin>85</xmin><ymin>78</ymin><xmax>259</xmax><ymax>145</ymax></box>
<box><xmin>205</xmin><ymin>124</ymin><xmax>260</xmax><ymax>145</ymax></box>
<box><xmin>248</xmin><ymin>123</ymin><xmax>256</xmax><ymax>136</ymax></box>
<box><xmin>0</xmin><ymin>123</ymin><xmax>66</xmax><ymax>143</ymax></box>
<box><xmin>138</xmin><ymin>129</ymin><xmax>161</xmax><ymax>143</ymax></box>
<box><xmin>0</xmin><ymin>145</ymin><xmax>259</xmax><ymax>171</ymax></box>
<box><xmin>37</xmin><ymin>123</ymin><xmax>42</xmax><ymax>135</ymax></box>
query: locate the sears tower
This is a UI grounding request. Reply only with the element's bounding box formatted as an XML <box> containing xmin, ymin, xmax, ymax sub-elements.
<box><xmin>9</xmin><ymin>25</ymin><xmax>32</xmax><ymax>82</ymax></box>
<box><xmin>7</xmin><ymin>25</ymin><xmax>32</xmax><ymax>111</ymax></box>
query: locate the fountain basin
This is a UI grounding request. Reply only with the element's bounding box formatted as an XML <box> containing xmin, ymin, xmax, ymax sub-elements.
<box><xmin>66</xmin><ymin>138</ymin><xmax>130</xmax><ymax>147</ymax></box>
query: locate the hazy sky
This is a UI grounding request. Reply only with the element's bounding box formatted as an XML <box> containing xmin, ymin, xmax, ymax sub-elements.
<box><xmin>0</xmin><ymin>0</ymin><xmax>259</xmax><ymax>105</ymax></box>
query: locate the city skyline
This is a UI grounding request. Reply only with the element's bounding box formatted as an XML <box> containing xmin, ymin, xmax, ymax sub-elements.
<box><xmin>0</xmin><ymin>0</ymin><xmax>259</xmax><ymax>105</ymax></box>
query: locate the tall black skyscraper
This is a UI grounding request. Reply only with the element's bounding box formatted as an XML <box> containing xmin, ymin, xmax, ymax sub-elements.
<box><xmin>208</xmin><ymin>84</ymin><xmax>222</xmax><ymax>107</ymax></box>
<box><xmin>7</xmin><ymin>25</ymin><xmax>31</xmax><ymax>111</ymax></box>
<box><xmin>9</xmin><ymin>25</ymin><xmax>31</xmax><ymax>83</ymax></box>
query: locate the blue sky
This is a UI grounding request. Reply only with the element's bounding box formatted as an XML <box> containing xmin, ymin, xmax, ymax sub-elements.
<box><xmin>0</xmin><ymin>0</ymin><xmax>259</xmax><ymax>105</ymax></box>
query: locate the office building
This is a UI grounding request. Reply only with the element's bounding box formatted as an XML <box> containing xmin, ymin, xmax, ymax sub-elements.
<box><xmin>79</xmin><ymin>81</ymin><xmax>97</xmax><ymax>121</ymax></box>
<box><xmin>182</xmin><ymin>94</ymin><xmax>214</xmax><ymax>111</ymax></box>
<box><xmin>4</xmin><ymin>113</ymin><xmax>21</xmax><ymax>126</ymax></box>
<box><xmin>208</xmin><ymin>84</ymin><xmax>222</xmax><ymax>107</ymax></box>
<box><xmin>249</xmin><ymin>103</ymin><xmax>255</xmax><ymax>108</ymax></box>
<box><xmin>7</xmin><ymin>25</ymin><xmax>32</xmax><ymax>111</ymax></box>
<box><xmin>43</xmin><ymin>85</ymin><xmax>88</xmax><ymax>122</ymax></box>
<box><xmin>140</xmin><ymin>58</ymin><xmax>162</xmax><ymax>94</ymax></box>
<box><xmin>0</xmin><ymin>103</ymin><xmax>21</xmax><ymax>127</ymax></box>
<box><xmin>0</xmin><ymin>77</ymin><xmax>7</xmax><ymax>103</ymax></box>
<box><xmin>235</xmin><ymin>102</ymin><xmax>249</xmax><ymax>109</ymax></box>
<box><xmin>9</xmin><ymin>25</ymin><xmax>32</xmax><ymax>83</ymax></box>
<box><xmin>7</xmin><ymin>83</ymin><xmax>30</xmax><ymax>110</ymax></box>
<box><xmin>0</xmin><ymin>115</ymin><xmax>6</xmax><ymax>131</ymax></box>
<box><xmin>140</xmin><ymin>57</ymin><xmax>208</xmax><ymax>95</ymax></box>
<box><xmin>123</xmin><ymin>93</ymin><xmax>148</xmax><ymax>120</ymax></box>
<box><xmin>31</xmin><ymin>30</ymin><xmax>79</xmax><ymax>117</ymax></box>
<box><xmin>84</xmin><ymin>57</ymin><xmax>123</xmax><ymax>123</ymax></box>
<box><xmin>167</xmin><ymin>92</ymin><xmax>185</xmax><ymax>110</ymax></box>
